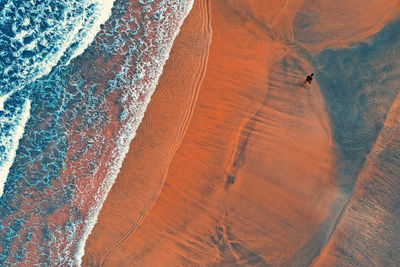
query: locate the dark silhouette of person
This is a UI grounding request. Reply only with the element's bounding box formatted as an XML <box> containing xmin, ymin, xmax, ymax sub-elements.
<box><xmin>304</xmin><ymin>73</ymin><xmax>314</xmax><ymax>84</ymax></box>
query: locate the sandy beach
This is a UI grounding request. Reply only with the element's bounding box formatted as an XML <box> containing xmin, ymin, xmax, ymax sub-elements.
<box><xmin>83</xmin><ymin>0</ymin><xmax>400</xmax><ymax>266</ymax></box>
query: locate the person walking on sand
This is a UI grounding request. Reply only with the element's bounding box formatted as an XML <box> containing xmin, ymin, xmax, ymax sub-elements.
<box><xmin>304</xmin><ymin>73</ymin><xmax>314</xmax><ymax>85</ymax></box>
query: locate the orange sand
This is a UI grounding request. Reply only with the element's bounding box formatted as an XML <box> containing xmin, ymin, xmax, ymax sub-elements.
<box><xmin>83</xmin><ymin>0</ymin><xmax>400</xmax><ymax>266</ymax></box>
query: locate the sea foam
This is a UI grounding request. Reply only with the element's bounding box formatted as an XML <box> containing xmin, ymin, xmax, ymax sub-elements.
<box><xmin>0</xmin><ymin>0</ymin><xmax>115</xmax><ymax>199</ymax></box>
<box><xmin>0</xmin><ymin>0</ymin><xmax>116</xmax><ymax>92</ymax></box>
<box><xmin>0</xmin><ymin>98</ymin><xmax>30</xmax><ymax>197</ymax></box>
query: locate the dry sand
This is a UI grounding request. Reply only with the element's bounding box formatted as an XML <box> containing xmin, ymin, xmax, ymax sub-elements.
<box><xmin>83</xmin><ymin>0</ymin><xmax>400</xmax><ymax>266</ymax></box>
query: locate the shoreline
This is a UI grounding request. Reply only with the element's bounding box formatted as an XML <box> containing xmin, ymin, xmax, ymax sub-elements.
<box><xmin>82</xmin><ymin>0</ymin><xmax>212</xmax><ymax>264</ymax></box>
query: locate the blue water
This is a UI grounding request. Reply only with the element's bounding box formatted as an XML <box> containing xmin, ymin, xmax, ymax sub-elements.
<box><xmin>0</xmin><ymin>0</ymin><xmax>114</xmax><ymax>196</ymax></box>
<box><xmin>0</xmin><ymin>0</ymin><xmax>193</xmax><ymax>265</ymax></box>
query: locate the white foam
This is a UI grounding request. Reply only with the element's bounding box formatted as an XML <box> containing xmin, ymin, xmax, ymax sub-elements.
<box><xmin>74</xmin><ymin>0</ymin><xmax>194</xmax><ymax>265</ymax></box>
<box><xmin>22</xmin><ymin>17</ymin><xmax>30</xmax><ymax>26</ymax></box>
<box><xmin>0</xmin><ymin>91</ymin><xmax>14</xmax><ymax>111</ymax></box>
<box><xmin>0</xmin><ymin>0</ymin><xmax>116</xmax><ymax>198</ymax></box>
<box><xmin>66</xmin><ymin>0</ymin><xmax>115</xmax><ymax>64</ymax></box>
<box><xmin>0</xmin><ymin>98</ymin><xmax>31</xmax><ymax>197</ymax></box>
<box><xmin>30</xmin><ymin>0</ymin><xmax>117</xmax><ymax>81</ymax></box>
<box><xmin>0</xmin><ymin>0</ymin><xmax>117</xmax><ymax>200</ymax></box>
<box><xmin>1</xmin><ymin>0</ymin><xmax>116</xmax><ymax>93</ymax></box>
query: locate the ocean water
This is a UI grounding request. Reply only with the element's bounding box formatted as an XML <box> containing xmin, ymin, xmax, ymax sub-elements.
<box><xmin>0</xmin><ymin>0</ymin><xmax>193</xmax><ymax>265</ymax></box>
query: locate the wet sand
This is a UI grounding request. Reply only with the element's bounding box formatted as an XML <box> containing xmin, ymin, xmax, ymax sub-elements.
<box><xmin>313</xmin><ymin>93</ymin><xmax>400</xmax><ymax>266</ymax></box>
<box><xmin>83</xmin><ymin>0</ymin><xmax>400</xmax><ymax>266</ymax></box>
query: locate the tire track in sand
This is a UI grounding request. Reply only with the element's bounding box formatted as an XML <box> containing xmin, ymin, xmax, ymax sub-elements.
<box><xmin>99</xmin><ymin>1</ymin><xmax>212</xmax><ymax>265</ymax></box>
